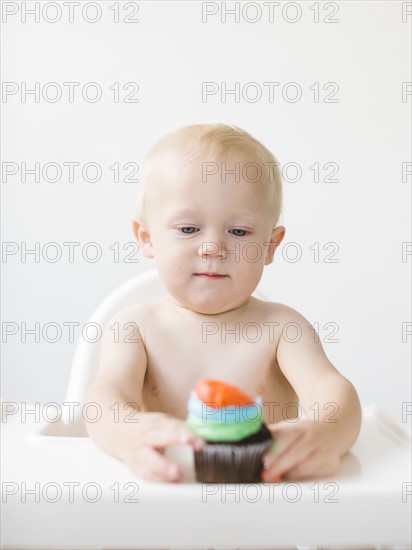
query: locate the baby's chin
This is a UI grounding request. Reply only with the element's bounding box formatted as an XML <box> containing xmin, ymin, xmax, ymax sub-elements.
<box><xmin>188</xmin><ymin>304</ymin><xmax>233</xmax><ymax>316</ymax></box>
<box><xmin>172</xmin><ymin>294</ymin><xmax>249</xmax><ymax>316</ymax></box>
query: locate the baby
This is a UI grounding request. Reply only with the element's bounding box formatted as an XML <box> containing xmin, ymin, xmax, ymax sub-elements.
<box><xmin>85</xmin><ymin>123</ymin><xmax>362</xmax><ymax>484</ymax></box>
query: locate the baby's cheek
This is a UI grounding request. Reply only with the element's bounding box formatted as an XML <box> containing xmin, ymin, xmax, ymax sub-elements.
<box><xmin>237</xmin><ymin>266</ymin><xmax>264</xmax><ymax>292</ymax></box>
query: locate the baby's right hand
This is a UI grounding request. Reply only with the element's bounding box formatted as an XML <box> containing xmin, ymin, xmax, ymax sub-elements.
<box><xmin>117</xmin><ymin>412</ymin><xmax>205</xmax><ymax>482</ymax></box>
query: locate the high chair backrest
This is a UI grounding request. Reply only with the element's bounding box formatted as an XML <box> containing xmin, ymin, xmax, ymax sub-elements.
<box><xmin>64</xmin><ymin>268</ymin><xmax>268</xmax><ymax>423</ymax></box>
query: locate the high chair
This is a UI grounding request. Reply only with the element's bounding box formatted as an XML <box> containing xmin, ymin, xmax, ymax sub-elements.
<box><xmin>2</xmin><ymin>269</ymin><xmax>411</xmax><ymax>550</ymax></box>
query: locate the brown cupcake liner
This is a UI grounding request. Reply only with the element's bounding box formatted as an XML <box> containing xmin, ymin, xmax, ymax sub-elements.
<box><xmin>193</xmin><ymin>426</ymin><xmax>274</xmax><ymax>483</ymax></box>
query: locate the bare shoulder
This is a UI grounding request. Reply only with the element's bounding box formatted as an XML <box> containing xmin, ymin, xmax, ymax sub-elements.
<box><xmin>107</xmin><ymin>301</ymin><xmax>155</xmax><ymax>320</ymax></box>
<box><xmin>250</xmin><ymin>297</ymin><xmax>310</xmax><ymax>325</ymax></box>
<box><xmin>104</xmin><ymin>300</ymin><xmax>163</xmax><ymax>340</ymax></box>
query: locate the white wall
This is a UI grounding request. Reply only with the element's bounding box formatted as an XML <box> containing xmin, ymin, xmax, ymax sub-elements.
<box><xmin>2</xmin><ymin>1</ymin><xmax>411</xmax><ymax>421</ymax></box>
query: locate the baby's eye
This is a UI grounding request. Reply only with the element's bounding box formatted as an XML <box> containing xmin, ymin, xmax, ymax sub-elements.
<box><xmin>230</xmin><ymin>228</ymin><xmax>249</xmax><ymax>237</ymax></box>
<box><xmin>179</xmin><ymin>227</ymin><xmax>199</xmax><ymax>234</ymax></box>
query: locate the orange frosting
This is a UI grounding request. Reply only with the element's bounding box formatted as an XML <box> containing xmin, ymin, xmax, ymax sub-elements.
<box><xmin>194</xmin><ymin>379</ymin><xmax>254</xmax><ymax>407</ymax></box>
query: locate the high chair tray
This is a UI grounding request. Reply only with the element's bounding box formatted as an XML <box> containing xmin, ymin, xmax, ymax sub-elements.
<box><xmin>1</xmin><ymin>404</ymin><xmax>411</xmax><ymax>549</ymax></box>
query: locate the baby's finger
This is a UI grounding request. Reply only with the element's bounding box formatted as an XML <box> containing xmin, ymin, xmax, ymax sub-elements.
<box><xmin>177</xmin><ymin>427</ymin><xmax>205</xmax><ymax>450</ymax></box>
<box><xmin>281</xmin><ymin>450</ymin><xmax>323</xmax><ymax>480</ymax></box>
<box><xmin>142</xmin><ymin>421</ymin><xmax>204</xmax><ymax>451</ymax></box>
<box><xmin>284</xmin><ymin>450</ymin><xmax>340</xmax><ymax>480</ymax></box>
<box><xmin>266</xmin><ymin>419</ymin><xmax>292</xmax><ymax>436</ymax></box>
<box><xmin>127</xmin><ymin>446</ymin><xmax>181</xmax><ymax>482</ymax></box>
<box><xmin>262</xmin><ymin>422</ymin><xmax>305</xmax><ymax>466</ymax></box>
<box><xmin>262</xmin><ymin>437</ymin><xmax>314</xmax><ymax>482</ymax></box>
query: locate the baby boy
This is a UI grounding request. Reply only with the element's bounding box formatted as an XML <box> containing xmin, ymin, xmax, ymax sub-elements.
<box><xmin>86</xmin><ymin>123</ymin><xmax>362</xmax><ymax>484</ymax></box>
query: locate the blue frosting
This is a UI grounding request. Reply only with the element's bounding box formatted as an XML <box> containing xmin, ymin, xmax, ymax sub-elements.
<box><xmin>187</xmin><ymin>390</ymin><xmax>263</xmax><ymax>424</ymax></box>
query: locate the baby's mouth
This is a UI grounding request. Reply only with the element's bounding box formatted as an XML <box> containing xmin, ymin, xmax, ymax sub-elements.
<box><xmin>194</xmin><ymin>273</ymin><xmax>228</xmax><ymax>279</ymax></box>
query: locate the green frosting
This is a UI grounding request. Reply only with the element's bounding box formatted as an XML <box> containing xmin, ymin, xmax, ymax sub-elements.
<box><xmin>186</xmin><ymin>412</ymin><xmax>262</xmax><ymax>442</ymax></box>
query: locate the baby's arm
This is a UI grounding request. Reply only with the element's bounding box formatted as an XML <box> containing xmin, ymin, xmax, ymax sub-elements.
<box><xmin>262</xmin><ymin>305</ymin><xmax>362</xmax><ymax>481</ymax></box>
<box><xmin>84</xmin><ymin>306</ymin><xmax>204</xmax><ymax>482</ymax></box>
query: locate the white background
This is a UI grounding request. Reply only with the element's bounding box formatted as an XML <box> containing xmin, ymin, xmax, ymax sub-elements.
<box><xmin>1</xmin><ymin>1</ymin><xmax>411</xmax><ymax>419</ymax></box>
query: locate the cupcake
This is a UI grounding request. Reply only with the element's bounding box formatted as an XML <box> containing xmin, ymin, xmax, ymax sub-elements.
<box><xmin>186</xmin><ymin>378</ymin><xmax>274</xmax><ymax>483</ymax></box>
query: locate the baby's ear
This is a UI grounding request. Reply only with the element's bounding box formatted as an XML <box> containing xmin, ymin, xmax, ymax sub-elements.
<box><xmin>264</xmin><ymin>226</ymin><xmax>285</xmax><ymax>265</ymax></box>
<box><xmin>132</xmin><ymin>218</ymin><xmax>155</xmax><ymax>259</ymax></box>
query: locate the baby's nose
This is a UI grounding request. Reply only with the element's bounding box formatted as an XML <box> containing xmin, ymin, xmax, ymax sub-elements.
<box><xmin>198</xmin><ymin>234</ymin><xmax>228</xmax><ymax>258</ymax></box>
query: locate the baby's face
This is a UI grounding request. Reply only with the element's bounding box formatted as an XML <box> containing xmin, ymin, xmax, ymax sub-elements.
<box><xmin>136</xmin><ymin>149</ymin><xmax>283</xmax><ymax>315</ymax></box>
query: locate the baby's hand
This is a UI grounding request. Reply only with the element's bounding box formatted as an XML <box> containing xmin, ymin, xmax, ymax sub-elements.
<box><xmin>117</xmin><ymin>412</ymin><xmax>204</xmax><ymax>483</ymax></box>
<box><xmin>261</xmin><ymin>419</ymin><xmax>340</xmax><ymax>482</ymax></box>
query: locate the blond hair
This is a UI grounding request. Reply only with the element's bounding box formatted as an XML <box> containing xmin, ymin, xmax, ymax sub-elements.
<box><xmin>135</xmin><ymin>123</ymin><xmax>282</xmax><ymax>227</ymax></box>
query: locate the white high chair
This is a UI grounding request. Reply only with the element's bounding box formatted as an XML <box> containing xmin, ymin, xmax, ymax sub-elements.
<box><xmin>63</xmin><ymin>268</ymin><xmax>171</xmax><ymax>429</ymax></box>
<box><xmin>2</xmin><ymin>269</ymin><xmax>411</xmax><ymax>550</ymax></box>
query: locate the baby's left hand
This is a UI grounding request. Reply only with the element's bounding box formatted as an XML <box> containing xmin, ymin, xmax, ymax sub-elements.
<box><xmin>262</xmin><ymin>419</ymin><xmax>341</xmax><ymax>482</ymax></box>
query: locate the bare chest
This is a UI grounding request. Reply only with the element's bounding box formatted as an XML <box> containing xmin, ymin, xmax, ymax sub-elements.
<box><xmin>140</xmin><ymin>312</ymin><xmax>297</xmax><ymax>422</ymax></box>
